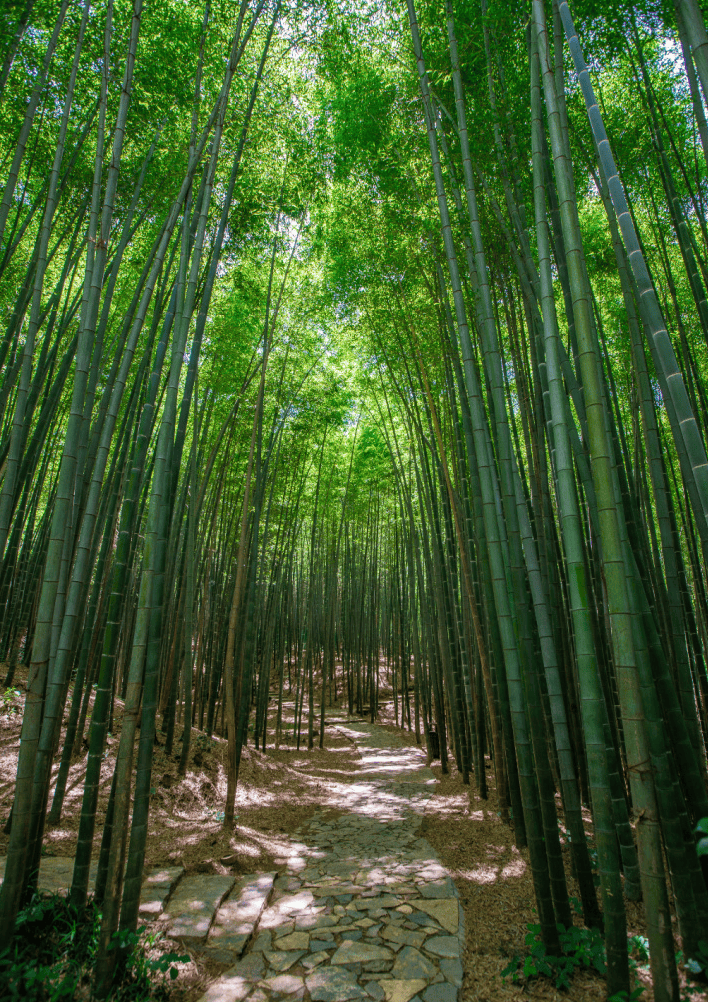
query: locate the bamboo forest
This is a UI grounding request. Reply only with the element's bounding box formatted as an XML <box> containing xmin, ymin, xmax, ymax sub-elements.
<box><xmin>5</xmin><ymin>0</ymin><xmax>708</xmax><ymax>1000</ymax></box>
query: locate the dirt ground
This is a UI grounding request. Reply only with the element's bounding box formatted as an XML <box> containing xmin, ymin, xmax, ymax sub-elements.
<box><xmin>1</xmin><ymin>670</ymin><xmax>706</xmax><ymax>1002</ymax></box>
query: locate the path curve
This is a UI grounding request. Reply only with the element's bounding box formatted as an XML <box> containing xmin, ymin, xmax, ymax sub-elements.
<box><xmin>201</xmin><ymin>717</ymin><xmax>464</xmax><ymax>1002</ymax></box>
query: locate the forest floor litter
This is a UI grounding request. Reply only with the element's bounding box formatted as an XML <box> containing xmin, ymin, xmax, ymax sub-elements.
<box><xmin>0</xmin><ymin>677</ymin><xmax>696</xmax><ymax>1001</ymax></box>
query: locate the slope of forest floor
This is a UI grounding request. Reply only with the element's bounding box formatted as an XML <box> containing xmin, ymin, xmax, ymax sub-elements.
<box><xmin>0</xmin><ymin>670</ymin><xmax>693</xmax><ymax>1002</ymax></box>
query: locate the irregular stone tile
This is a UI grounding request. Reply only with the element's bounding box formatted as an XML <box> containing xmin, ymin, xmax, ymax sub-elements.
<box><xmin>309</xmin><ymin>938</ymin><xmax>335</xmax><ymax>951</ymax></box>
<box><xmin>366</xmin><ymin>982</ymin><xmax>387</xmax><ymax>1000</ymax></box>
<box><xmin>439</xmin><ymin>958</ymin><xmax>462</xmax><ymax>987</ymax></box>
<box><xmin>423</xmin><ymin>936</ymin><xmax>460</xmax><ymax>959</ymax></box>
<box><xmin>251</xmin><ymin>931</ymin><xmax>272</xmax><ymax>952</ymax></box>
<box><xmin>362</xmin><ymin>959</ymin><xmax>394</xmax><ymax>973</ymax></box>
<box><xmin>275</xmin><ymin>875</ymin><xmax>302</xmax><ymax>891</ymax></box>
<box><xmin>306</xmin><ymin>966</ymin><xmax>369</xmax><ymax>1000</ymax></box>
<box><xmin>312</xmin><ymin>884</ymin><xmax>358</xmax><ymax>897</ymax></box>
<box><xmin>276</xmin><ymin>889</ymin><xmax>315</xmax><ymax>913</ymax></box>
<box><xmin>379</xmin><ymin>979</ymin><xmax>427</xmax><ymax>1002</ymax></box>
<box><xmin>391</xmin><ymin>946</ymin><xmax>438</xmax><ymax>980</ymax></box>
<box><xmin>263</xmin><ymin>973</ymin><xmax>304</xmax><ymax>994</ymax></box>
<box><xmin>331</xmin><ymin>940</ymin><xmax>394</xmax><ymax>964</ymax></box>
<box><xmin>295</xmin><ymin>911</ymin><xmax>337</xmax><ymax>930</ymax></box>
<box><xmin>166</xmin><ymin>874</ymin><xmax>236</xmax><ymax>945</ymax></box>
<box><xmin>274</xmin><ymin>931</ymin><xmax>310</xmax><ymax>951</ymax></box>
<box><xmin>408</xmin><ymin>899</ymin><xmax>457</xmax><ymax>934</ymax></box>
<box><xmin>196</xmin><ymin>954</ymin><xmax>263</xmax><ymax>1002</ymax></box>
<box><xmin>355</xmin><ymin>896</ymin><xmax>401</xmax><ymax>911</ymax></box>
<box><xmin>263</xmin><ymin>950</ymin><xmax>306</xmax><ymax>972</ymax></box>
<box><xmin>302</xmin><ymin>951</ymin><xmax>330</xmax><ymax>970</ymax></box>
<box><xmin>419</xmin><ymin>878</ymin><xmax>455</xmax><ymax>899</ymax></box>
<box><xmin>422</xmin><ymin>983</ymin><xmax>457</xmax><ymax>1002</ymax></box>
<box><xmin>381</xmin><ymin>926</ymin><xmax>427</xmax><ymax>950</ymax></box>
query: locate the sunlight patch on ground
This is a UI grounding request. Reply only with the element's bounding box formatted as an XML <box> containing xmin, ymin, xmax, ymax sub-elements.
<box><xmin>500</xmin><ymin>857</ymin><xmax>526</xmax><ymax>879</ymax></box>
<box><xmin>460</xmin><ymin>864</ymin><xmax>498</xmax><ymax>884</ymax></box>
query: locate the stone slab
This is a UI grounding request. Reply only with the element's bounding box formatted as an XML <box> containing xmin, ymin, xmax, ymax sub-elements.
<box><xmin>381</xmin><ymin>925</ymin><xmax>427</xmax><ymax>950</ymax></box>
<box><xmin>302</xmin><ymin>950</ymin><xmax>330</xmax><ymax>969</ymax></box>
<box><xmin>422</xmin><ymin>936</ymin><xmax>460</xmax><ymax>959</ymax></box>
<box><xmin>408</xmin><ymin>899</ymin><xmax>458</xmax><ymax>934</ymax></box>
<box><xmin>143</xmin><ymin>865</ymin><xmax>185</xmax><ymax>888</ymax></box>
<box><xmin>262</xmin><ymin>973</ymin><xmax>305</xmax><ymax>995</ymax></box>
<box><xmin>439</xmin><ymin>958</ymin><xmax>462</xmax><ymax>987</ymax></box>
<box><xmin>419</xmin><ymin>877</ymin><xmax>455</xmax><ymax>899</ymax></box>
<box><xmin>196</xmin><ymin>954</ymin><xmax>264</xmax><ymax>1002</ymax></box>
<box><xmin>392</xmin><ymin>946</ymin><xmax>438</xmax><ymax>980</ymax></box>
<box><xmin>355</xmin><ymin>895</ymin><xmax>401</xmax><ymax>911</ymax></box>
<box><xmin>166</xmin><ymin>874</ymin><xmax>236</xmax><ymax>945</ymax></box>
<box><xmin>422</xmin><ymin>983</ymin><xmax>457</xmax><ymax>1002</ymax></box>
<box><xmin>274</xmin><ymin>930</ymin><xmax>310</xmax><ymax>951</ymax></box>
<box><xmin>380</xmin><ymin>980</ymin><xmax>426</xmax><ymax>1002</ymax></box>
<box><xmin>138</xmin><ymin>867</ymin><xmax>185</xmax><ymax>918</ymax></box>
<box><xmin>306</xmin><ymin>966</ymin><xmax>369</xmax><ymax>1000</ymax></box>
<box><xmin>331</xmin><ymin>941</ymin><xmax>394</xmax><ymax>965</ymax></box>
<box><xmin>207</xmin><ymin>872</ymin><xmax>275</xmax><ymax>957</ymax></box>
<box><xmin>264</xmin><ymin>949</ymin><xmax>306</xmax><ymax>971</ymax></box>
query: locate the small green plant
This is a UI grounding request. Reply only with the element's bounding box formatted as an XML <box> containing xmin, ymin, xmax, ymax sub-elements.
<box><xmin>684</xmin><ymin>939</ymin><xmax>708</xmax><ymax>978</ymax></box>
<box><xmin>695</xmin><ymin>816</ymin><xmax>708</xmax><ymax>859</ymax></box>
<box><xmin>193</xmin><ymin>733</ymin><xmax>215</xmax><ymax>753</ymax></box>
<box><xmin>111</xmin><ymin>927</ymin><xmax>189</xmax><ymax>987</ymax></box>
<box><xmin>501</xmin><ymin>923</ymin><xmax>646</xmax><ymax>996</ymax></box>
<box><xmin>501</xmin><ymin>922</ymin><xmax>607</xmax><ymax>990</ymax></box>
<box><xmin>2</xmin><ymin>687</ymin><xmax>21</xmax><ymax>714</ymax></box>
<box><xmin>627</xmin><ymin>933</ymin><xmax>650</xmax><ymax>969</ymax></box>
<box><xmin>0</xmin><ymin>890</ymin><xmax>188</xmax><ymax>1001</ymax></box>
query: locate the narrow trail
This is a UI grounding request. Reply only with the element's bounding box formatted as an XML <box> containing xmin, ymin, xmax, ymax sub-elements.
<box><xmin>0</xmin><ymin>715</ymin><xmax>464</xmax><ymax>1002</ymax></box>
<box><xmin>201</xmin><ymin>714</ymin><xmax>464</xmax><ymax>1002</ymax></box>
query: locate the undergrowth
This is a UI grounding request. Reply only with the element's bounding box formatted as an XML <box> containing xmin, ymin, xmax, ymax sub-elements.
<box><xmin>500</xmin><ymin>922</ymin><xmax>619</xmax><ymax>993</ymax></box>
<box><xmin>0</xmin><ymin>891</ymin><xmax>188</xmax><ymax>1001</ymax></box>
<box><xmin>501</xmin><ymin>922</ymin><xmax>708</xmax><ymax>1000</ymax></box>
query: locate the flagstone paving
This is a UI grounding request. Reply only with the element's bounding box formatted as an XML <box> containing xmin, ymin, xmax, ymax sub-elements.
<box><xmin>0</xmin><ymin>719</ymin><xmax>464</xmax><ymax>1001</ymax></box>
<box><xmin>198</xmin><ymin>718</ymin><xmax>465</xmax><ymax>1002</ymax></box>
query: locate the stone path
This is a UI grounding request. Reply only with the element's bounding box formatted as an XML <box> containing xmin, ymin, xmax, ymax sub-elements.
<box><xmin>199</xmin><ymin>719</ymin><xmax>464</xmax><ymax>1002</ymax></box>
<box><xmin>0</xmin><ymin>718</ymin><xmax>464</xmax><ymax>1002</ymax></box>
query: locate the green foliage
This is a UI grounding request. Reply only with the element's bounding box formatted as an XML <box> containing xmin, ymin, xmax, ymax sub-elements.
<box><xmin>695</xmin><ymin>816</ymin><xmax>708</xmax><ymax>859</ymax></box>
<box><xmin>501</xmin><ymin>922</ymin><xmax>655</xmax><ymax>996</ymax></box>
<box><xmin>683</xmin><ymin>937</ymin><xmax>708</xmax><ymax>978</ymax></box>
<box><xmin>0</xmin><ymin>892</ymin><xmax>188</xmax><ymax>1001</ymax></box>
<box><xmin>500</xmin><ymin>922</ymin><xmax>608</xmax><ymax>989</ymax></box>
<box><xmin>627</xmin><ymin>933</ymin><xmax>650</xmax><ymax>967</ymax></box>
<box><xmin>1</xmin><ymin>687</ymin><xmax>21</xmax><ymax>714</ymax></box>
